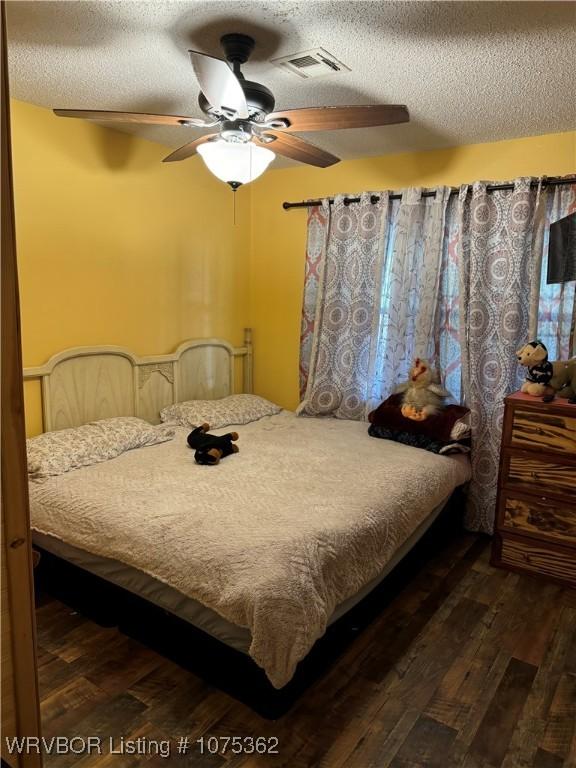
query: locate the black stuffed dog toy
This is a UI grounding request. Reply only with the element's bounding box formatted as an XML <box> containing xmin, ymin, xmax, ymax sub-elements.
<box><xmin>187</xmin><ymin>423</ymin><xmax>239</xmax><ymax>465</ymax></box>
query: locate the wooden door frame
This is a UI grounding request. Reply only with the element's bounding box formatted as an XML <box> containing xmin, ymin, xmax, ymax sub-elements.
<box><xmin>1</xmin><ymin>2</ymin><xmax>42</xmax><ymax>766</ymax></box>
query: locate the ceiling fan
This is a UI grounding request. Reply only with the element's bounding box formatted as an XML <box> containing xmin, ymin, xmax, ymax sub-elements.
<box><xmin>54</xmin><ymin>33</ymin><xmax>409</xmax><ymax>190</ymax></box>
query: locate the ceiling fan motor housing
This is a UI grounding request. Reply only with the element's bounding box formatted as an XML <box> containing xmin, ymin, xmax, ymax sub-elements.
<box><xmin>198</xmin><ymin>79</ymin><xmax>275</xmax><ymax>121</ymax></box>
<box><xmin>197</xmin><ymin>33</ymin><xmax>275</xmax><ymax>120</ymax></box>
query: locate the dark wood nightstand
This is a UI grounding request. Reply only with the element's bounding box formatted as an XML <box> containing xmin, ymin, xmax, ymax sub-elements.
<box><xmin>491</xmin><ymin>392</ymin><xmax>576</xmax><ymax>588</ymax></box>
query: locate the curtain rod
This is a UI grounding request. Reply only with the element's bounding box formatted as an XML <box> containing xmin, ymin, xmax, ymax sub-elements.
<box><xmin>282</xmin><ymin>176</ymin><xmax>576</xmax><ymax>210</ymax></box>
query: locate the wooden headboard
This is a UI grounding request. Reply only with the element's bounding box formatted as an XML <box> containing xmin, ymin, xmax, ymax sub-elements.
<box><xmin>23</xmin><ymin>329</ymin><xmax>253</xmax><ymax>432</ymax></box>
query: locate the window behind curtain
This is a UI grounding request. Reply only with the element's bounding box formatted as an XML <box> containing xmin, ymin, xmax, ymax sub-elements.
<box><xmin>436</xmin><ymin>195</ymin><xmax>462</xmax><ymax>403</ymax></box>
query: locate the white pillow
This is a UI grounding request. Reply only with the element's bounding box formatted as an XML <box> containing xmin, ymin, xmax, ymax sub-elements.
<box><xmin>160</xmin><ymin>394</ymin><xmax>281</xmax><ymax>429</ymax></box>
<box><xmin>27</xmin><ymin>416</ymin><xmax>174</xmax><ymax>481</ymax></box>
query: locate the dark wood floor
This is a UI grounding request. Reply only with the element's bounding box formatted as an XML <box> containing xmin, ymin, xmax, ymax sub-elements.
<box><xmin>36</xmin><ymin>534</ymin><xmax>576</xmax><ymax>767</ymax></box>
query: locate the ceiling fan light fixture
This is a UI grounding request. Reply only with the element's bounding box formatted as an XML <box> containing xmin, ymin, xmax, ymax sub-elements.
<box><xmin>197</xmin><ymin>140</ymin><xmax>274</xmax><ymax>189</ymax></box>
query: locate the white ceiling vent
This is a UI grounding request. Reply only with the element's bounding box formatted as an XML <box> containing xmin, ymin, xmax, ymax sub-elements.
<box><xmin>271</xmin><ymin>48</ymin><xmax>350</xmax><ymax>79</ymax></box>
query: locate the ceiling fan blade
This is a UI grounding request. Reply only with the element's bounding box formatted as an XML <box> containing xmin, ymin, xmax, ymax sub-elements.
<box><xmin>265</xmin><ymin>105</ymin><xmax>409</xmax><ymax>132</ymax></box>
<box><xmin>53</xmin><ymin>109</ymin><xmax>210</xmax><ymax>127</ymax></box>
<box><xmin>256</xmin><ymin>131</ymin><xmax>339</xmax><ymax>168</ymax></box>
<box><xmin>189</xmin><ymin>51</ymin><xmax>249</xmax><ymax>119</ymax></box>
<box><xmin>162</xmin><ymin>133</ymin><xmax>219</xmax><ymax>163</ymax></box>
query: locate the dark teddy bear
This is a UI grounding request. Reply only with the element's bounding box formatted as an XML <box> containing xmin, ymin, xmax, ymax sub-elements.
<box><xmin>187</xmin><ymin>423</ymin><xmax>239</xmax><ymax>465</ymax></box>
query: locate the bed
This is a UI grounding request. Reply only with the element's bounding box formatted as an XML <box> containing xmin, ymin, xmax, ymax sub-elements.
<box><xmin>25</xmin><ymin>331</ymin><xmax>471</xmax><ymax>714</ymax></box>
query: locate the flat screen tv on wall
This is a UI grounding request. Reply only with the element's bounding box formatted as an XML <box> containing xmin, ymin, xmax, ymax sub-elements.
<box><xmin>547</xmin><ymin>211</ymin><xmax>576</xmax><ymax>284</ymax></box>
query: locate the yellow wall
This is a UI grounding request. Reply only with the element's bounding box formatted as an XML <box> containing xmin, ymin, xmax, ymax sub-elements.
<box><xmin>11</xmin><ymin>100</ymin><xmax>251</xmax><ymax>435</ymax></box>
<box><xmin>249</xmin><ymin>131</ymin><xmax>576</xmax><ymax>409</ymax></box>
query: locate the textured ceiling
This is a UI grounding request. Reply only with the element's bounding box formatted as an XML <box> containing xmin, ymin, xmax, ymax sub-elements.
<box><xmin>6</xmin><ymin>1</ymin><xmax>576</xmax><ymax>168</ymax></box>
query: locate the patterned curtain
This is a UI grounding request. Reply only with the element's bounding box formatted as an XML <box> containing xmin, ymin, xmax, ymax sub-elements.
<box><xmin>298</xmin><ymin>193</ymin><xmax>390</xmax><ymax>419</ymax></box>
<box><xmin>458</xmin><ymin>178</ymin><xmax>544</xmax><ymax>532</ymax></box>
<box><xmin>299</xmin><ymin>203</ymin><xmax>330</xmax><ymax>399</ymax></box>
<box><xmin>299</xmin><ymin>187</ymin><xmax>451</xmax><ymax>419</ymax></box>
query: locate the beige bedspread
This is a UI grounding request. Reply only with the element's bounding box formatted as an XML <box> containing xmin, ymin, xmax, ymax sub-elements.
<box><xmin>29</xmin><ymin>412</ymin><xmax>471</xmax><ymax>688</ymax></box>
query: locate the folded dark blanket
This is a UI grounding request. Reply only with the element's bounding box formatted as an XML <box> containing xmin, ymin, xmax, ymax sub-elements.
<box><xmin>368</xmin><ymin>424</ymin><xmax>470</xmax><ymax>455</ymax></box>
<box><xmin>368</xmin><ymin>394</ymin><xmax>469</xmax><ymax>443</ymax></box>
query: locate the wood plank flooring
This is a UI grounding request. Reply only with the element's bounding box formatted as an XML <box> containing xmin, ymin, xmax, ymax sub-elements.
<box><xmin>35</xmin><ymin>535</ymin><xmax>576</xmax><ymax>767</ymax></box>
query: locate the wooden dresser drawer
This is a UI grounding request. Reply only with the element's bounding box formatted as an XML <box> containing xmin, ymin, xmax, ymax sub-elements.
<box><xmin>506</xmin><ymin>453</ymin><xmax>576</xmax><ymax>500</ymax></box>
<box><xmin>510</xmin><ymin>408</ymin><xmax>576</xmax><ymax>454</ymax></box>
<box><xmin>494</xmin><ymin>393</ymin><xmax>576</xmax><ymax>587</ymax></box>
<box><xmin>498</xmin><ymin>535</ymin><xmax>576</xmax><ymax>587</ymax></box>
<box><xmin>501</xmin><ymin>494</ymin><xmax>576</xmax><ymax>546</ymax></box>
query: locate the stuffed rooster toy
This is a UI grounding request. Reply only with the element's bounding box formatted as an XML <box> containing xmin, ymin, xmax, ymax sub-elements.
<box><xmin>395</xmin><ymin>358</ymin><xmax>450</xmax><ymax>421</ymax></box>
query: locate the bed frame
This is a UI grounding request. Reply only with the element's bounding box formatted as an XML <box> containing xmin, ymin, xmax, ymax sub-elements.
<box><xmin>23</xmin><ymin>329</ymin><xmax>253</xmax><ymax>432</ymax></box>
